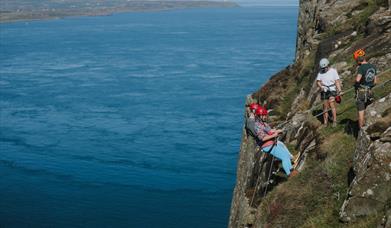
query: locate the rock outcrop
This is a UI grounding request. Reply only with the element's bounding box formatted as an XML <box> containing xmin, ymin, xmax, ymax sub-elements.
<box><xmin>340</xmin><ymin>94</ymin><xmax>391</xmax><ymax>225</ymax></box>
<box><xmin>229</xmin><ymin>0</ymin><xmax>391</xmax><ymax>227</ymax></box>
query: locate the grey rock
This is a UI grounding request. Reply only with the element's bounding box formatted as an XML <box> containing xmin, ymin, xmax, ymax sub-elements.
<box><xmin>340</xmin><ymin>93</ymin><xmax>391</xmax><ymax>223</ymax></box>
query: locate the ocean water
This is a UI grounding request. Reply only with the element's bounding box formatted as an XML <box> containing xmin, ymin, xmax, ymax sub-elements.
<box><xmin>0</xmin><ymin>7</ymin><xmax>297</xmax><ymax>227</ymax></box>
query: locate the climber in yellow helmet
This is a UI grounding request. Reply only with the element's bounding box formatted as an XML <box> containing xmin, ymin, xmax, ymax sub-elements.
<box><xmin>353</xmin><ymin>49</ymin><xmax>378</xmax><ymax>129</ymax></box>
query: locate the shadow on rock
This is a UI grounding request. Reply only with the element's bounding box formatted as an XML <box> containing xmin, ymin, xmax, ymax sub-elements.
<box><xmin>340</xmin><ymin>118</ymin><xmax>359</xmax><ymax>138</ymax></box>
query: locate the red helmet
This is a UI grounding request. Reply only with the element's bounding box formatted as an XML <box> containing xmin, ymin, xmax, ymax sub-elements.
<box><xmin>335</xmin><ymin>95</ymin><xmax>342</xmax><ymax>104</ymax></box>
<box><xmin>353</xmin><ymin>49</ymin><xmax>365</xmax><ymax>61</ymax></box>
<box><xmin>255</xmin><ymin>106</ymin><xmax>268</xmax><ymax>116</ymax></box>
<box><xmin>249</xmin><ymin>103</ymin><xmax>260</xmax><ymax>112</ymax></box>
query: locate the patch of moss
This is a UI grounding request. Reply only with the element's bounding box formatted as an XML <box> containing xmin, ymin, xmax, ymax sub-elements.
<box><xmin>352</xmin><ymin>0</ymin><xmax>380</xmax><ymax>30</ymax></box>
<box><xmin>276</xmin><ymin>84</ymin><xmax>301</xmax><ymax>119</ymax></box>
<box><xmin>347</xmin><ymin>213</ymin><xmax>383</xmax><ymax>227</ymax></box>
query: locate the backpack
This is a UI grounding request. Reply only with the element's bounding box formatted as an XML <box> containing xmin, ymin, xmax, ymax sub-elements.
<box><xmin>364</xmin><ymin>67</ymin><xmax>376</xmax><ymax>85</ymax></box>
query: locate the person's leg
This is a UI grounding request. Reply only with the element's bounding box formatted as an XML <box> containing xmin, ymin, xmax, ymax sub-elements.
<box><xmin>323</xmin><ymin>100</ymin><xmax>330</xmax><ymax>125</ymax></box>
<box><xmin>278</xmin><ymin>141</ymin><xmax>293</xmax><ymax>158</ymax></box>
<box><xmin>358</xmin><ymin>110</ymin><xmax>365</xmax><ymax>128</ymax></box>
<box><xmin>270</xmin><ymin>143</ymin><xmax>292</xmax><ymax>176</ymax></box>
<box><xmin>356</xmin><ymin>95</ymin><xmax>366</xmax><ymax>129</ymax></box>
<box><xmin>329</xmin><ymin>97</ymin><xmax>337</xmax><ymax>125</ymax></box>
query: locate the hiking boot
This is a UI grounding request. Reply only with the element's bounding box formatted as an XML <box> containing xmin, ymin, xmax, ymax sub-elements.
<box><xmin>319</xmin><ymin>123</ymin><xmax>328</xmax><ymax>129</ymax></box>
<box><xmin>289</xmin><ymin>170</ymin><xmax>299</xmax><ymax>178</ymax></box>
<box><xmin>332</xmin><ymin>122</ymin><xmax>337</xmax><ymax>127</ymax></box>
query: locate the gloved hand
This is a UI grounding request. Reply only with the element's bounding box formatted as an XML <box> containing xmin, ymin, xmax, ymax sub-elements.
<box><xmin>354</xmin><ymin>82</ymin><xmax>360</xmax><ymax>90</ymax></box>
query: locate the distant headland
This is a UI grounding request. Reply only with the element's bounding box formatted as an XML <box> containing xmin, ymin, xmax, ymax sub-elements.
<box><xmin>0</xmin><ymin>0</ymin><xmax>239</xmax><ymax>23</ymax></box>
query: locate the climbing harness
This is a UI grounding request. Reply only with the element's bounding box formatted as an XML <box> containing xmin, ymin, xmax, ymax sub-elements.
<box><xmin>356</xmin><ymin>85</ymin><xmax>373</xmax><ymax>104</ymax></box>
<box><xmin>322</xmin><ymin>83</ymin><xmax>336</xmax><ymax>91</ymax></box>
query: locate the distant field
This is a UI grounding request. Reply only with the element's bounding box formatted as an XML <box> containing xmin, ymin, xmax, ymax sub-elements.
<box><xmin>0</xmin><ymin>0</ymin><xmax>239</xmax><ymax>23</ymax></box>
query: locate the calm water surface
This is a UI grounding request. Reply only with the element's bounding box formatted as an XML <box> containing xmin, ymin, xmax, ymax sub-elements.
<box><xmin>0</xmin><ymin>7</ymin><xmax>297</xmax><ymax>227</ymax></box>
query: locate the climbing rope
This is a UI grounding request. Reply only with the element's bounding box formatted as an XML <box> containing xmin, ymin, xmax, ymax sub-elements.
<box><xmin>249</xmin><ymin>152</ymin><xmax>266</xmax><ymax>207</ymax></box>
<box><xmin>313</xmin><ymin>78</ymin><xmax>391</xmax><ymax>118</ymax></box>
<box><xmin>308</xmin><ymin>68</ymin><xmax>391</xmax><ymax>114</ymax></box>
<box><xmin>249</xmin><ymin>137</ymin><xmax>278</xmax><ymax>206</ymax></box>
<box><xmin>263</xmin><ymin>155</ymin><xmax>275</xmax><ymax>198</ymax></box>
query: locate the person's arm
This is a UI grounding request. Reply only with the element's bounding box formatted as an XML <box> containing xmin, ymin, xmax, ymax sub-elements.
<box><xmin>333</xmin><ymin>69</ymin><xmax>342</xmax><ymax>94</ymax></box>
<box><xmin>261</xmin><ymin>132</ymin><xmax>279</xmax><ymax>142</ymax></box>
<box><xmin>374</xmin><ymin>67</ymin><xmax>378</xmax><ymax>84</ymax></box>
<box><xmin>260</xmin><ymin>125</ymin><xmax>281</xmax><ymax>141</ymax></box>
<box><xmin>317</xmin><ymin>80</ymin><xmax>323</xmax><ymax>89</ymax></box>
<box><xmin>256</xmin><ymin>123</ymin><xmax>276</xmax><ymax>142</ymax></box>
<box><xmin>354</xmin><ymin>74</ymin><xmax>362</xmax><ymax>90</ymax></box>
<box><xmin>316</xmin><ymin>73</ymin><xmax>323</xmax><ymax>90</ymax></box>
<box><xmin>271</xmin><ymin>129</ymin><xmax>283</xmax><ymax>134</ymax></box>
<box><xmin>355</xmin><ymin>74</ymin><xmax>362</xmax><ymax>83</ymax></box>
<box><xmin>336</xmin><ymin>79</ymin><xmax>342</xmax><ymax>94</ymax></box>
<box><xmin>355</xmin><ymin>66</ymin><xmax>363</xmax><ymax>83</ymax></box>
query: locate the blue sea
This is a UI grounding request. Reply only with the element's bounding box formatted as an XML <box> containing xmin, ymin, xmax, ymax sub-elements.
<box><xmin>0</xmin><ymin>7</ymin><xmax>297</xmax><ymax>227</ymax></box>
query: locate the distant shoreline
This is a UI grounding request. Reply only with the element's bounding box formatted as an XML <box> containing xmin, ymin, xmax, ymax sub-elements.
<box><xmin>0</xmin><ymin>1</ymin><xmax>239</xmax><ymax>24</ymax></box>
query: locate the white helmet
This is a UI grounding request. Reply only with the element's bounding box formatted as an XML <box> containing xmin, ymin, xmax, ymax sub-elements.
<box><xmin>319</xmin><ymin>58</ymin><xmax>329</xmax><ymax>68</ymax></box>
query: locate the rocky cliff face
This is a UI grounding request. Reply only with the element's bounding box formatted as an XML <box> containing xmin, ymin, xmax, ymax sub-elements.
<box><xmin>229</xmin><ymin>0</ymin><xmax>391</xmax><ymax>227</ymax></box>
<box><xmin>340</xmin><ymin>94</ymin><xmax>391</xmax><ymax>224</ymax></box>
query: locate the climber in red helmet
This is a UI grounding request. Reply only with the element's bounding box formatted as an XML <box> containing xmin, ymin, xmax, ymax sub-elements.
<box><xmin>353</xmin><ymin>49</ymin><xmax>378</xmax><ymax>129</ymax></box>
<box><xmin>245</xmin><ymin>102</ymin><xmax>261</xmax><ymax>137</ymax></box>
<box><xmin>254</xmin><ymin>106</ymin><xmax>298</xmax><ymax>177</ymax></box>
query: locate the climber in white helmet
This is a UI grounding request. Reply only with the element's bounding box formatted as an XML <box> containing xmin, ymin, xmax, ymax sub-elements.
<box><xmin>316</xmin><ymin>58</ymin><xmax>342</xmax><ymax>127</ymax></box>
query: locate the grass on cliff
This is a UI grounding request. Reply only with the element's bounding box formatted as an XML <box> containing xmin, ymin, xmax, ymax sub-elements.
<box><xmin>258</xmin><ymin>132</ymin><xmax>356</xmax><ymax>227</ymax></box>
<box><xmin>273</xmin><ymin>53</ymin><xmax>317</xmax><ymax>119</ymax></box>
<box><xmin>353</xmin><ymin>0</ymin><xmax>381</xmax><ymax>29</ymax></box>
<box><xmin>259</xmin><ymin>132</ymin><xmax>383</xmax><ymax>227</ymax></box>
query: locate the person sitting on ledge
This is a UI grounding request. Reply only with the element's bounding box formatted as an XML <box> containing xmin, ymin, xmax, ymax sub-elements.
<box><xmin>245</xmin><ymin>102</ymin><xmax>261</xmax><ymax>138</ymax></box>
<box><xmin>254</xmin><ymin>106</ymin><xmax>298</xmax><ymax>177</ymax></box>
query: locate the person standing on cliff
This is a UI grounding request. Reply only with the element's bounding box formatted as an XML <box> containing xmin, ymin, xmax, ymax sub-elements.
<box><xmin>254</xmin><ymin>106</ymin><xmax>298</xmax><ymax>177</ymax></box>
<box><xmin>316</xmin><ymin>58</ymin><xmax>342</xmax><ymax>127</ymax></box>
<box><xmin>353</xmin><ymin>49</ymin><xmax>378</xmax><ymax>129</ymax></box>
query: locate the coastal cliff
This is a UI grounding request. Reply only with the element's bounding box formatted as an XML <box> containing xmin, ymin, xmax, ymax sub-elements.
<box><xmin>229</xmin><ymin>0</ymin><xmax>391</xmax><ymax>227</ymax></box>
